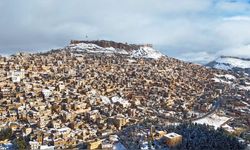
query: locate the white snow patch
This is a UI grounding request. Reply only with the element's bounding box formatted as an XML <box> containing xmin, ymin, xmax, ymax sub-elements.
<box><xmin>127</xmin><ymin>59</ymin><xmax>136</xmax><ymax>63</ymax></box>
<box><xmin>42</xmin><ymin>89</ymin><xmax>52</xmax><ymax>97</ymax></box>
<box><xmin>113</xmin><ymin>142</ymin><xmax>127</xmax><ymax>150</ymax></box>
<box><xmin>111</xmin><ymin>96</ymin><xmax>130</xmax><ymax>106</ymax></box>
<box><xmin>100</xmin><ymin>96</ymin><xmax>111</xmax><ymax>104</ymax></box>
<box><xmin>222</xmin><ymin>124</ymin><xmax>235</xmax><ymax>133</ymax></box>
<box><xmin>40</xmin><ymin>145</ymin><xmax>55</xmax><ymax>150</ymax></box>
<box><xmin>194</xmin><ymin>114</ymin><xmax>231</xmax><ymax>129</ymax></box>
<box><xmin>212</xmin><ymin>77</ymin><xmax>232</xmax><ymax>84</ymax></box>
<box><xmin>131</xmin><ymin>46</ymin><xmax>163</xmax><ymax>59</ymax></box>
<box><xmin>215</xmin><ymin>74</ymin><xmax>236</xmax><ymax>80</ymax></box>
<box><xmin>238</xmin><ymin>85</ymin><xmax>250</xmax><ymax>91</ymax></box>
<box><xmin>212</xmin><ymin>74</ymin><xmax>236</xmax><ymax>84</ymax></box>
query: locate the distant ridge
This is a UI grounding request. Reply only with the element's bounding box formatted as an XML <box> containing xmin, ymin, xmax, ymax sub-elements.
<box><xmin>206</xmin><ymin>56</ymin><xmax>250</xmax><ymax>76</ymax></box>
<box><xmin>220</xmin><ymin>56</ymin><xmax>250</xmax><ymax>61</ymax></box>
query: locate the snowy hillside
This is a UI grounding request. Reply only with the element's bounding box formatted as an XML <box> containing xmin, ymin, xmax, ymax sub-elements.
<box><xmin>131</xmin><ymin>46</ymin><xmax>163</xmax><ymax>59</ymax></box>
<box><xmin>68</xmin><ymin>43</ymin><xmax>129</xmax><ymax>55</ymax></box>
<box><xmin>213</xmin><ymin>56</ymin><xmax>250</xmax><ymax>70</ymax></box>
<box><xmin>207</xmin><ymin>56</ymin><xmax>250</xmax><ymax>70</ymax></box>
<box><xmin>67</xmin><ymin>42</ymin><xmax>164</xmax><ymax>59</ymax></box>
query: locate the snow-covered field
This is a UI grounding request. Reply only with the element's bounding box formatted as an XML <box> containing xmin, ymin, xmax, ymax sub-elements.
<box><xmin>194</xmin><ymin>114</ymin><xmax>231</xmax><ymax>129</ymax></box>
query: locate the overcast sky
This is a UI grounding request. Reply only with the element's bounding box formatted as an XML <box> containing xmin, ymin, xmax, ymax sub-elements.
<box><xmin>0</xmin><ymin>0</ymin><xmax>250</xmax><ymax>63</ymax></box>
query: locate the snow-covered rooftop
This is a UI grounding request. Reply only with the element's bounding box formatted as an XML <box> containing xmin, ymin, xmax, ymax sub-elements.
<box><xmin>194</xmin><ymin>114</ymin><xmax>231</xmax><ymax>129</ymax></box>
<box><xmin>164</xmin><ymin>132</ymin><xmax>182</xmax><ymax>139</ymax></box>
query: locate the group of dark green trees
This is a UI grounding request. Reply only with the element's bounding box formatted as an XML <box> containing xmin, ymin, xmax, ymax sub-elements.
<box><xmin>0</xmin><ymin>128</ymin><xmax>12</xmax><ymax>141</ymax></box>
<box><xmin>0</xmin><ymin>128</ymin><xmax>28</xmax><ymax>150</ymax></box>
<box><xmin>164</xmin><ymin>123</ymin><xmax>246</xmax><ymax>150</ymax></box>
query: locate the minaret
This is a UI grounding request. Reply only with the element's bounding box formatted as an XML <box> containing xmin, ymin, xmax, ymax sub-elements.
<box><xmin>147</xmin><ymin>125</ymin><xmax>154</xmax><ymax>150</ymax></box>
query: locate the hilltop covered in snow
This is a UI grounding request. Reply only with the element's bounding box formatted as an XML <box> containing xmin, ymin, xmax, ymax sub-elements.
<box><xmin>67</xmin><ymin>40</ymin><xmax>164</xmax><ymax>59</ymax></box>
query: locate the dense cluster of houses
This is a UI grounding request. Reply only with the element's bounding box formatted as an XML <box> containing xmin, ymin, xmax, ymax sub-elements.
<box><xmin>0</xmin><ymin>42</ymin><xmax>249</xmax><ymax>149</ymax></box>
<box><xmin>214</xmin><ymin>73</ymin><xmax>250</xmax><ymax>131</ymax></box>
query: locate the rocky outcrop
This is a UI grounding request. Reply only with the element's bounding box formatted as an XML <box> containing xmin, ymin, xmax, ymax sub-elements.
<box><xmin>70</xmin><ymin>40</ymin><xmax>153</xmax><ymax>51</ymax></box>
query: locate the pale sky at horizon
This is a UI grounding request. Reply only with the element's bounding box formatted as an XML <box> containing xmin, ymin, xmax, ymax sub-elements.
<box><xmin>1</xmin><ymin>0</ymin><xmax>250</xmax><ymax>63</ymax></box>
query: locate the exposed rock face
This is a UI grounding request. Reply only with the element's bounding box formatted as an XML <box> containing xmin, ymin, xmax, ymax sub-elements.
<box><xmin>70</xmin><ymin>40</ymin><xmax>153</xmax><ymax>52</ymax></box>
